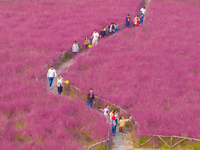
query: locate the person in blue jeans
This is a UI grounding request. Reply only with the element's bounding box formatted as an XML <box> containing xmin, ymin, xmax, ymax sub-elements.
<box><xmin>115</xmin><ymin>21</ymin><xmax>119</xmax><ymax>33</ymax></box>
<box><xmin>47</xmin><ymin>66</ymin><xmax>57</xmax><ymax>90</ymax></box>
<box><xmin>111</xmin><ymin>116</ymin><xmax>117</xmax><ymax>136</ymax></box>
<box><xmin>139</xmin><ymin>11</ymin><xmax>144</xmax><ymax>25</ymax></box>
<box><xmin>87</xmin><ymin>88</ymin><xmax>95</xmax><ymax>107</ymax></box>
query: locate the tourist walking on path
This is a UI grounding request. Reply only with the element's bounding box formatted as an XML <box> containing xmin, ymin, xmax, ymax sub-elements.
<box><xmin>84</xmin><ymin>36</ymin><xmax>90</xmax><ymax>49</ymax></box>
<box><xmin>91</xmin><ymin>30</ymin><xmax>99</xmax><ymax>46</ymax></box>
<box><xmin>100</xmin><ymin>26</ymin><xmax>107</xmax><ymax>39</ymax></box>
<box><xmin>114</xmin><ymin>109</ymin><xmax>119</xmax><ymax>127</ymax></box>
<box><xmin>111</xmin><ymin>116</ymin><xmax>117</xmax><ymax>136</ymax></box>
<box><xmin>72</xmin><ymin>41</ymin><xmax>79</xmax><ymax>59</ymax></box>
<box><xmin>125</xmin><ymin>14</ymin><xmax>131</xmax><ymax>27</ymax></box>
<box><xmin>108</xmin><ymin>22</ymin><xmax>115</xmax><ymax>35</ymax></box>
<box><xmin>47</xmin><ymin>66</ymin><xmax>57</xmax><ymax>90</ymax></box>
<box><xmin>100</xmin><ymin>105</ymin><xmax>109</xmax><ymax>122</ymax></box>
<box><xmin>87</xmin><ymin>88</ymin><xmax>95</xmax><ymax>107</ymax></box>
<box><xmin>140</xmin><ymin>7</ymin><xmax>146</xmax><ymax>15</ymax></box>
<box><xmin>115</xmin><ymin>21</ymin><xmax>119</xmax><ymax>33</ymax></box>
<box><xmin>119</xmin><ymin>116</ymin><xmax>131</xmax><ymax>135</ymax></box>
<box><xmin>133</xmin><ymin>15</ymin><xmax>139</xmax><ymax>26</ymax></box>
<box><xmin>136</xmin><ymin>18</ymin><xmax>140</xmax><ymax>26</ymax></box>
<box><xmin>109</xmin><ymin>109</ymin><xmax>114</xmax><ymax>123</ymax></box>
<box><xmin>57</xmin><ymin>74</ymin><xmax>63</xmax><ymax>95</ymax></box>
<box><xmin>139</xmin><ymin>11</ymin><xmax>144</xmax><ymax>25</ymax></box>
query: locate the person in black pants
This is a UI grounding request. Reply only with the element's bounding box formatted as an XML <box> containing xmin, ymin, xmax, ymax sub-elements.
<box><xmin>87</xmin><ymin>88</ymin><xmax>95</xmax><ymax>107</ymax></box>
<box><xmin>108</xmin><ymin>22</ymin><xmax>115</xmax><ymax>35</ymax></box>
<box><xmin>57</xmin><ymin>75</ymin><xmax>63</xmax><ymax>95</ymax></box>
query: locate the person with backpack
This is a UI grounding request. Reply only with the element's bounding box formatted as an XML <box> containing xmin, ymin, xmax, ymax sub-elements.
<box><xmin>72</xmin><ymin>41</ymin><xmax>79</xmax><ymax>59</ymax></box>
<box><xmin>47</xmin><ymin>66</ymin><xmax>57</xmax><ymax>90</ymax></box>
<box><xmin>87</xmin><ymin>88</ymin><xmax>95</xmax><ymax>107</ymax></box>
<box><xmin>119</xmin><ymin>116</ymin><xmax>131</xmax><ymax>135</ymax></box>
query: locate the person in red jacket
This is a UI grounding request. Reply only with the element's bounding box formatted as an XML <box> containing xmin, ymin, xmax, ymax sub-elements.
<box><xmin>136</xmin><ymin>18</ymin><xmax>140</xmax><ymax>26</ymax></box>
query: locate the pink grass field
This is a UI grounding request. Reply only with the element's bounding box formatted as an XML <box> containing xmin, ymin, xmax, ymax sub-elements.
<box><xmin>63</xmin><ymin>0</ymin><xmax>200</xmax><ymax>139</ymax></box>
<box><xmin>0</xmin><ymin>0</ymin><xmax>143</xmax><ymax>149</ymax></box>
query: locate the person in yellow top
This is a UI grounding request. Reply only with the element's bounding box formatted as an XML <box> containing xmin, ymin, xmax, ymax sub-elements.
<box><xmin>118</xmin><ymin>116</ymin><xmax>131</xmax><ymax>135</ymax></box>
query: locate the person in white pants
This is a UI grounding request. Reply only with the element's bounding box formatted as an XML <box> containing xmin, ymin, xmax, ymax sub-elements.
<box><xmin>91</xmin><ymin>30</ymin><xmax>99</xmax><ymax>46</ymax></box>
<box><xmin>47</xmin><ymin>66</ymin><xmax>57</xmax><ymax>90</ymax></box>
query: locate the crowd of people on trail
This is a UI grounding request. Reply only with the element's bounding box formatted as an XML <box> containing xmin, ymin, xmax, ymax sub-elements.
<box><xmin>71</xmin><ymin>6</ymin><xmax>146</xmax><ymax>59</ymax></box>
<box><xmin>100</xmin><ymin>105</ymin><xmax>131</xmax><ymax>136</ymax></box>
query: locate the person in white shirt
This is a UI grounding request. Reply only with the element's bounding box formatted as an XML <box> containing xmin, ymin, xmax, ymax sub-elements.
<box><xmin>91</xmin><ymin>30</ymin><xmax>99</xmax><ymax>46</ymax></box>
<box><xmin>57</xmin><ymin>74</ymin><xmax>63</xmax><ymax>95</ymax></box>
<box><xmin>109</xmin><ymin>109</ymin><xmax>114</xmax><ymax>124</ymax></box>
<box><xmin>72</xmin><ymin>41</ymin><xmax>79</xmax><ymax>59</ymax></box>
<box><xmin>140</xmin><ymin>7</ymin><xmax>146</xmax><ymax>15</ymax></box>
<box><xmin>103</xmin><ymin>105</ymin><xmax>109</xmax><ymax>123</ymax></box>
<box><xmin>47</xmin><ymin>66</ymin><xmax>57</xmax><ymax>90</ymax></box>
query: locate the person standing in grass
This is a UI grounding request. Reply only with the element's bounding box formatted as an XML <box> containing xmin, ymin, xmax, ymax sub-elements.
<box><xmin>57</xmin><ymin>74</ymin><xmax>63</xmax><ymax>95</ymax></box>
<box><xmin>115</xmin><ymin>21</ymin><xmax>119</xmax><ymax>33</ymax></box>
<box><xmin>140</xmin><ymin>7</ymin><xmax>146</xmax><ymax>16</ymax></box>
<box><xmin>72</xmin><ymin>41</ymin><xmax>79</xmax><ymax>59</ymax></box>
<box><xmin>47</xmin><ymin>66</ymin><xmax>57</xmax><ymax>90</ymax></box>
<box><xmin>91</xmin><ymin>30</ymin><xmax>99</xmax><ymax>46</ymax></box>
<box><xmin>111</xmin><ymin>116</ymin><xmax>117</xmax><ymax>136</ymax></box>
<box><xmin>125</xmin><ymin>14</ymin><xmax>131</xmax><ymax>27</ymax></box>
<box><xmin>139</xmin><ymin>11</ymin><xmax>144</xmax><ymax>25</ymax></box>
<box><xmin>84</xmin><ymin>36</ymin><xmax>90</xmax><ymax>49</ymax></box>
<box><xmin>87</xmin><ymin>88</ymin><xmax>95</xmax><ymax>107</ymax></box>
<box><xmin>119</xmin><ymin>116</ymin><xmax>131</xmax><ymax>135</ymax></box>
<box><xmin>136</xmin><ymin>18</ymin><xmax>140</xmax><ymax>26</ymax></box>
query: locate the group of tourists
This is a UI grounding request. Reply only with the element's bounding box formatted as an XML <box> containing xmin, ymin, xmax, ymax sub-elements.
<box><xmin>71</xmin><ymin>6</ymin><xmax>146</xmax><ymax>59</ymax></box>
<box><xmin>47</xmin><ymin>66</ymin><xmax>63</xmax><ymax>95</ymax></box>
<box><xmin>101</xmin><ymin>105</ymin><xmax>131</xmax><ymax>136</ymax></box>
<box><xmin>126</xmin><ymin>7</ymin><xmax>146</xmax><ymax>27</ymax></box>
<box><xmin>86</xmin><ymin>88</ymin><xmax>131</xmax><ymax>136</ymax></box>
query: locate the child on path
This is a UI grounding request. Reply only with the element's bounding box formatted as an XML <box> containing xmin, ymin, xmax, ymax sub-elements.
<box><xmin>47</xmin><ymin>66</ymin><xmax>57</xmax><ymax>90</ymax></box>
<box><xmin>119</xmin><ymin>116</ymin><xmax>131</xmax><ymax>135</ymax></box>
<box><xmin>72</xmin><ymin>41</ymin><xmax>79</xmax><ymax>59</ymax></box>
<box><xmin>57</xmin><ymin>74</ymin><xmax>63</xmax><ymax>95</ymax></box>
<box><xmin>87</xmin><ymin>88</ymin><xmax>95</xmax><ymax>107</ymax></box>
<box><xmin>91</xmin><ymin>30</ymin><xmax>99</xmax><ymax>46</ymax></box>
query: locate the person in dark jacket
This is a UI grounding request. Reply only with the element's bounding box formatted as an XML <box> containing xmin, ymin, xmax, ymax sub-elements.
<box><xmin>100</xmin><ymin>26</ymin><xmax>107</xmax><ymax>38</ymax></box>
<box><xmin>108</xmin><ymin>22</ymin><xmax>115</xmax><ymax>35</ymax></box>
<box><xmin>87</xmin><ymin>88</ymin><xmax>95</xmax><ymax>107</ymax></box>
<box><xmin>125</xmin><ymin>14</ymin><xmax>131</xmax><ymax>26</ymax></box>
